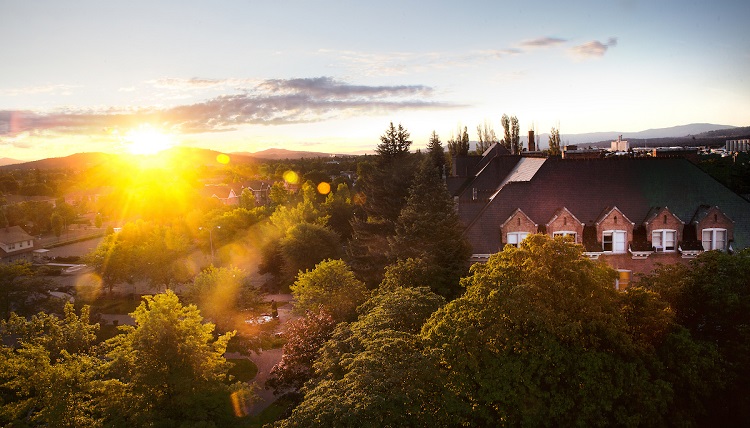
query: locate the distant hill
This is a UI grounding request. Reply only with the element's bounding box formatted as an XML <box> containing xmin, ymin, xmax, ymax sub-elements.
<box><xmin>232</xmin><ymin>148</ymin><xmax>338</xmax><ymax>160</ymax></box>
<box><xmin>0</xmin><ymin>157</ymin><xmax>23</xmax><ymax>167</ymax></box>
<box><xmin>521</xmin><ymin>123</ymin><xmax>743</xmax><ymax>150</ymax></box>
<box><xmin>0</xmin><ymin>152</ymin><xmax>117</xmax><ymax>171</ymax></box>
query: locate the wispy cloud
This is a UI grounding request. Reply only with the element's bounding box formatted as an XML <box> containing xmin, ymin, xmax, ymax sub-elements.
<box><xmin>520</xmin><ymin>37</ymin><xmax>567</xmax><ymax>48</ymax></box>
<box><xmin>0</xmin><ymin>77</ymin><xmax>458</xmax><ymax>137</ymax></box>
<box><xmin>0</xmin><ymin>84</ymin><xmax>79</xmax><ymax>97</ymax></box>
<box><xmin>570</xmin><ymin>37</ymin><xmax>618</xmax><ymax>58</ymax></box>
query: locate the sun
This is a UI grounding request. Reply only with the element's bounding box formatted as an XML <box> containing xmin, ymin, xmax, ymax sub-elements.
<box><xmin>124</xmin><ymin>125</ymin><xmax>175</xmax><ymax>155</ymax></box>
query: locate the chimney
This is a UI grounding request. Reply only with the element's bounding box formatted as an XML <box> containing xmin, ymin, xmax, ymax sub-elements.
<box><xmin>528</xmin><ymin>130</ymin><xmax>536</xmax><ymax>152</ymax></box>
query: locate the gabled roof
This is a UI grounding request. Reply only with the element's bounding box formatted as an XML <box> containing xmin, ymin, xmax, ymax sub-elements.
<box><xmin>500</xmin><ymin>208</ymin><xmax>537</xmax><ymax>229</ymax></box>
<box><xmin>595</xmin><ymin>206</ymin><xmax>635</xmax><ymax>226</ymax></box>
<box><xmin>546</xmin><ymin>207</ymin><xmax>584</xmax><ymax>228</ymax></box>
<box><xmin>0</xmin><ymin>226</ymin><xmax>33</xmax><ymax>245</ymax></box>
<box><xmin>690</xmin><ymin>205</ymin><xmax>734</xmax><ymax>225</ymax></box>
<box><xmin>644</xmin><ymin>206</ymin><xmax>684</xmax><ymax>226</ymax></box>
<box><xmin>461</xmin><ymin>157</ymin><xmax>750</xmax><ymax>253</ymax></box>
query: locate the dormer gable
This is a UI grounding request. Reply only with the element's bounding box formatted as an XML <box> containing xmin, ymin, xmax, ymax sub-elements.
<box><xmin>595</xmin><ymin>206</ymin><xmax>635</xmax><ymax>249</ymax></box>
<box><xmin>691</xmin><ymin>205</ymin><xmax>734</xmax><ymax>250</ymax></box>
<box><xmin>500</xmin><ymin>208</ymin><xmax>538</xmax><ymax>246</ymax></box>
<box><xmin>643</xmin><ymin>206</ymin><xmax>685</xmax><ymax>249</ymax></box>
<box><xmin>546</xmin><ymin>207</ymin><xmax>584</xmax><ymax>244</ymax></box>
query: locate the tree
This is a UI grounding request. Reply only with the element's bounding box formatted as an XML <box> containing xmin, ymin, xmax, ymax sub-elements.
<box><xmin>348</xmin><ymin>124</ymin><xmax>417</xmax><ymax>287</ymax></box>
<box><xmin>94</xmin><ymin>212</ymin><xmax>103</xmax><ymax>229</ymax></box>
<box><xmin>389</xmin><ymin>158</ymin><xmax>471</xmax><ymax>297</ymax></box>
<box><xmin>447</xmin><ymin>126</ymin><xmax>470</xmax><ymax>157</ymax></box>
<box><xmin>421</xmin><ymin>235</ymin><xmax>672</xmax><ymax>426</ymax></box>
<box><xmin>51</xmin><ymin>213</ymin><xmax>64</xmax><ymax>237</ymax></box>
<box><xmin>639</xmin><ymin>250</ymin><xmax>750</xmax><ymax>426</ymax></box>
<box><xmin>290</xmin><ymin>259</ymin><xmax>368</xmax><ymax>323</ymax></box>
<box><xmin>376</xmin><ymin>122</ymin><xmax>411</xmax><ymax>160</ymax></box>
<box><xmin>426</xmin><ymin>130</ymin><xmax>446</xmax><ymax>178</ymax></box>
<box><xmin>322</xmin><ymin>183</ymin><xmax>354</xmax><ymax>240</ymax></box>
<box><xmin>277</xmin><ymin>287</ymin><xmax>450</xmax><ymax>427</ymax></box>
<box><xmin>0</xmin><ymin>261</ymin><xmax>53</xmax><ymax>318</ymax></box>
<box><xmin>476</xmin><ymin>120</ymin><xmax>499</xmax><ymax>154</ymax></box>
<box><xmin>279</xmin><ymin>223</ymin><xmax>342</xmax><ymax>286</ymax></box>
<box><xmin>104</xmin><ymin>291</ymin><xmax>252</xmax><ymax>426</ymax></box>
<box><xmin>184</xmin><ymin>266</ymin><xmax>264</xmax><ymax>332</ymax></box>
<box><xmin>548</xmin><ymin>126</ymin><xmax>561</xmax><ymax>155</ymax></box>
<box><xmin>240</xmin><ymin>188</ymin><xmax>257</xmax><ymax>210</ymax></box>
<box><xmin>266</xmin><ymin>308</ymin><xmax>337</xmax><ymax>395</ymax></box>
<box><xmin>0</xmin><ymin>304</ymin><xmax>106</xmax><ymax>427</ymax></box>
<box><xmin>501</xmin><ymin>114</ymin><xmax>521</xmax><ymax>154</ymax></box>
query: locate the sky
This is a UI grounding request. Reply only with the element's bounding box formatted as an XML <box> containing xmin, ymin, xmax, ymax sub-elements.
<box><xmin>1</xmin><ymin>0</ymin><xmax>748</xmax><ymax>160</ymax></box>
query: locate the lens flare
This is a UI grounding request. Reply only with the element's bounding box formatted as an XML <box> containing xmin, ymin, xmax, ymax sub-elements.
<box><xmin>216</xmin><ymin>153</ymin><xmax>230</xmax><ymax>164</ymax></box>
<box><xmin>283</xmin><ymin>170</ymin><xmax>299</xmax><ymax>184</ymax></box>
<box><xmin>317</xmin><ymin>182</ymin><xmax>331</xmax><ymax>195</ymax></box>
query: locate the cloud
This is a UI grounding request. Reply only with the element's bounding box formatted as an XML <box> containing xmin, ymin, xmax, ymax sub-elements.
<box><xmin>520</xmin><ymin>37</ymin><xmax>567</xmax><ymax>48</ymax></box>
<box><xmin>0</xmin><ymin>84</ymin><xmax>79</xmax><ymax>96</ymax></box>
<box><xmin>570</xmin><ymin>37</ymin><xmax>618</xmax><ymax>58</ymax></box>
<box><xmin>0</xmin><ymin>77</ymin><xmax>458</xmax><ymax>136</ymax></box>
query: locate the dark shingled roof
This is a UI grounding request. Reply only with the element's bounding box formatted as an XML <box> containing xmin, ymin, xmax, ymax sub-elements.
<box><xmin>459</xmin><ymin>156</ymin><xmax>750</xmax><ymax>254</ymax></box>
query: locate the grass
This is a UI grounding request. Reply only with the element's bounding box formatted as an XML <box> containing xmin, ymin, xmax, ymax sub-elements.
<box><xmin>228</xmin><ymin>358</ymin><xmax>258</xmax><ymax>383</ymax></box>
<box><xmin>235</xmin><ymin>394</ymin><xmax>297</xmax><ymax>428</ymax></box>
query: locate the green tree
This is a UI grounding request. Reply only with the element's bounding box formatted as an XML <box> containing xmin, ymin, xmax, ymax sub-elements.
<box><xmin>0</xmin><ymin>262</ymin><xmax>53</xmax><ymax>317</ymax></box>
<box><xmin>0</xmin><ymin>304</ymin><xmax>106</xmax><ymax>427</ymax></box>
<box><xmin>279</xmin><ymin>223</ymin><xmax>342</xmax><ymax>286</ymax></box>
<box><xmin>421</xmin><ymin>235</ymin><xmax>671</xmax><ymax>426</ymax></box>
<box><xmin>376</xmin><ymin>122</ymin><xmax>412</xmax><ymax>160</ymax></box>
<box><xmin>278</xmin><ymin>287</ymin><xmax>449</xmax><ymax>427</ymax></box>
<box><xmin>322</xmin><ymin>183</ymin><xmax>354</xmax><ymax>240</ymax></box>
<box><xmin>51</xmin><ymin>213</ymin><xmax>64</xmax><ymax>237</ymax></box>
<box><xmin>426</xmin><ymin>130</ymin><xmax>446</xmax><ymax>177</ymax></box>
<box><xmin>94</xmin><ymin>212</ymin><xmax>103</xmax><ymax>228</ymax></box>
<box><xmin>240</xmin><ymin>187</ymin><xmax>257</xmax><ymax>209</ymax></box>
<box><xmin>639</xmin><ymin>250</ymin><xmax>750</xmax><ymax>426</ymax></box>
<box><xmin>548</xmin><ymin>126</ymin><xmax>561</xmax><ymax>155</ymax></box>
<box><xmin>389</xmin><ymin>158</ymin><xmax>471</xmax><ymax>297</ymax></box>
<box><xmin>476</xmin><ymin>120</ymin><xmax>499</xmax><ymax>154</ymax></box>
<box><xmin>185</xmin><ymin>266</ymin><xmax>263</xmax><ymax>332</ymax></box>
<box><xmin>501</xmin><ymin>114</ymin><xmax>521</xmax><ymax>154</ymax></box>
<box><xmin>348</xmin><ymin>123</ymin><xmax>417</xmax><ymax>287</ymax></box>
<box><xmin>447</xmin><ymin>125</ymin><xmax>470</xmax><ymax>157</ymax></box>
<box><xmin>290</xmin><ymin>259</ymin><xmax>368</xmax><ymax>323</ymax></box>
<box><xmin>104</xmin><ymin>291</ymin><xmax>251</xmax><ymax>426</ymax></box>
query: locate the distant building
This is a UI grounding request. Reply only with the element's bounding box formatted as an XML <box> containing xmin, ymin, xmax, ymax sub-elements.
<box><xmin>610</xmin><ymin>135</ymin><xmax>629</xmax><ymax>152</ymax></box>
<box><xmin>449</xmin><ymin>143</ymin><xmax>750</xmax><ymax>289</ymax></box>
<box><xmin>726</xmin><ymin>138</ymin><xmax>750</xmax><ymax>152</ymax></box>
<box><xmin>0</xmin><ymin>226</ymin><xmax>35</xmax><ymax>263</ymax></box>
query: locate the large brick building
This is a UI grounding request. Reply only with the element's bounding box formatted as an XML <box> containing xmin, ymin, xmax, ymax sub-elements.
<box><xmin>448</xmin><ymin>144</ymin><xmax>750</xmax><ymax>288</ymax></box>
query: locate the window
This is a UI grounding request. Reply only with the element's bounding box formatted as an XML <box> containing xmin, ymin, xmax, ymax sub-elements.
<box><xmin>553</xmin><ymin>231</ymin><xmax>577</xmax><ymax>242</ymax></box>
<box><xmin>506</xmin><ymin>232</ymin><xmax>529</xmax><ymax>247</ymax></box>
<box><xmin>615</xmin><ymin>270</ymin><xmax>631</xmax><ymax>291</ymax></box>
<box><xmin>702</xmin><ymin>228</ymin><xmax>727</xmax><ymax>251</ymax></box>
<box><xmin>652</xmin><ymin>229</ymin><xmax>676</xmax><ymax>252</ymax></box>
<box><xmin>603</xmin><ymin>230</ymin><xmax>626</xmax><ymax>253</ymax></box>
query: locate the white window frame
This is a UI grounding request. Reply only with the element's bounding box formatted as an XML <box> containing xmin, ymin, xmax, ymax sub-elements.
<box><xmin>602</xmin><ymin>230</ymin><xmax>627</xmax><ymax>253</ymax></box>
<box><xmin>652</xmin><ymin>229</ymin><xmax>677</xmax><ymax>252</ymax></box>
<box><xmin>552</xmin><ymin>231</ymin><xmax>577</xmax><ymax>243</ymax></box>
<box><xmin>506</xmin><ymin>232</ymin><xmax>530</xmax><ymax>247</ymax></box>
<box><xmin>702</xmin><ymin>228</ymin><xmax>727</xmax><ymax>251</ymax></box>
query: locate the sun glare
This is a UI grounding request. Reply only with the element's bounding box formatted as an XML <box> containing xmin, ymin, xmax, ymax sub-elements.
<box><xmin>124</xmin><ymin>126</ymin><xmax>175</xmax><ymax>155</ymax></box>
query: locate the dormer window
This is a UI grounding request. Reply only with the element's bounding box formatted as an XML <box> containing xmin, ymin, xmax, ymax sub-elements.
<box><xmin>553</xmin><ymin>231</ymin><xmax>577</xmax><ymax>242</ymax></box>
<box><xmin>652</xmin><ymin>229</ymin><xmax>676</xmax><ymax>252</ymax></box>
<box><xmin>702</xmin><ymin>228</ymin><xmax>727</xmax><ymax>251</ymax></box>
<box><xmin>507</xmin><ymin>232</ymin><xmax>529</xmax><ymax>247</ymax></box>
<box><xmin>603</xmin><ymin>230</ymin><xmax>626</xmax><ymax>253</ymax></box>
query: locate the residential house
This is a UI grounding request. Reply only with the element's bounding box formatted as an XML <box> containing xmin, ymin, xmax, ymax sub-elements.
<box><xmin>451</xmin><ymin>144</ymin><xmax>750</xmax><ymax>288</ymax></box>
<box><xmin>0</xmin><ymin>226</ymin><xmax>35</xmax><ymax>263</ymax></box>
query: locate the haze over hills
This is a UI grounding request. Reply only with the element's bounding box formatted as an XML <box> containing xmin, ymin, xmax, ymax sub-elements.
<box><xmin>1</xmin><ymin>123</ymin><xmax>746</xmax><ymax>170</ymax></box>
